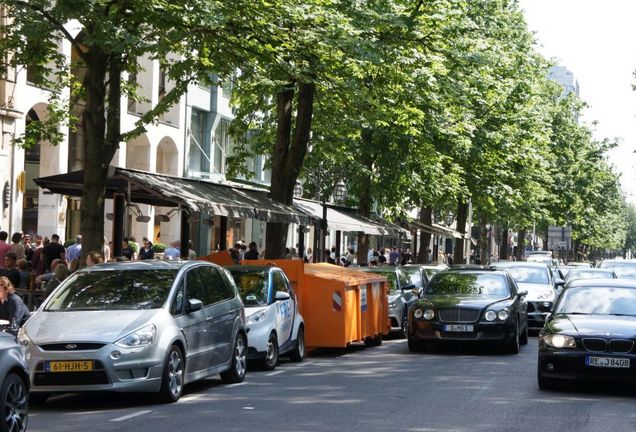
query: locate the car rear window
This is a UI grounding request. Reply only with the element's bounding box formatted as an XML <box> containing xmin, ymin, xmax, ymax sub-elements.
<box><xmin>44</xmin><ymin>269</ymin><xmax>178</xmax><ymax>311</ymax></box>
<box><xmin>425</xmin><ymin>273</ymin><xmax>509</xmax><ymax>297</ymax></box>
<box><xmin>499</xmin><ymin>266</ymin><xmax>549</xmax><ymax>284</ymax></box>
<box><xmin>556</xmin><ymin>286</ymin><xmax>636</xmax><ymax>316</ymax></box>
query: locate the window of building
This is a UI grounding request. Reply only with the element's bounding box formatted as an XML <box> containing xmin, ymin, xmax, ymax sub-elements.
<box><xmin>188</xmin><ymin>108</ymin><xmax>210</xmax><ymax>173</ymax></box>
<box><xmin>213</xmin><ymin>118</ymin><xmax>233</xmax><ymax>174</ymax></box>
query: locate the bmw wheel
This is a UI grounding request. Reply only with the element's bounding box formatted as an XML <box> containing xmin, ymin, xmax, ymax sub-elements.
<box><xmin>221</xmin><ymin>333</ymin><xmax>247</xmax><ymax>384</ymax></box>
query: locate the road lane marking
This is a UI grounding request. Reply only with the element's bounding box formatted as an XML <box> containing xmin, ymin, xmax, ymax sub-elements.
<box><xmin>110</xmin><ymin>410</ymin><xmax>152</xmax><ymax>422</ymax></box>
<box><xmin>266</xmin><ymin>370</ymin><xmax>285</xmax><ymax>377</ymax></box>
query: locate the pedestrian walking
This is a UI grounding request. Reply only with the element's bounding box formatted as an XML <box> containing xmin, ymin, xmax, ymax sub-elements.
<box><xmin>65</xmin><ymin>235</ymin><xmax>82</xmax><ymax>262</ymax></box>
<box><xmin>244</xmin><ymin>242</ymin><xmax>259</xmax><ymax>260</ymax></box>
<box><xmin>9</xmin><ymin>232</ymin><xmax>25</xmax><ymax>260</ymax></box>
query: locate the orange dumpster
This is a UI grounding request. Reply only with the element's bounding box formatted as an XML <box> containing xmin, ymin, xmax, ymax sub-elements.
<box><xmin>241</xmin><ymin>260</ymin><xmax>390</xmax><ymax>349</ymax></box>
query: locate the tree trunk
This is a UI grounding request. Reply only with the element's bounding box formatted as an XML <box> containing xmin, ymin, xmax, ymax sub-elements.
<box><xmin>453</xmin><ymin>200</ymin><xmax>468</xmax><ymax>264</ymax></box>
<box><xmin>516</xmin><ymin>228</ymin><xmax>527</xmax><ymax>261</ymax></box>
<box><xmin>479</xmin><ymin>214</ymin><xmax>488</xmax><ymax>265</ymax></box>
<box><xmin>417</xmin><ymin>206</ymin><xmax>432</xmax><ymax>263</ymax></box>
<box><xmin>500</xmin><ymin>226</ymin><xmax>509</xmax><ymax>260</ymax></box>
<box><xmin>266</xmin><ymin>82</ymin><xmax>315</xmax><ymax>259</ymax></box>
<box><xmin>80</xmin><ymin>50</ymin><xmax>117</xmax><ymax>263</ymax></box>
<box><xmin>356</xmin><ymin>131</ymin><xmax>374</xmax><ymax>265</ymax></box>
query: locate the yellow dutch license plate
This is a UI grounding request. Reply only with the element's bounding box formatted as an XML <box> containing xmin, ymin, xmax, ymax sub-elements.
<box><xmin>45</xmin><ymin>360</ymin><xmax>93</xmax><ymax>373</ymax></box>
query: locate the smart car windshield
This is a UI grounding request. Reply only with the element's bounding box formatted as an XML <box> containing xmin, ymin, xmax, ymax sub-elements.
<box><xmin>425</xmin><ymin>273</ymin><xmax>509</xmax><ymax>297</ymax></box>
<box><xmin>44</xmin><ymin>269</ymin><xmax>178</xmax><ymax>311</ymax></box>
<box><xmin>500</xmin><ymin>266</ymin><xmax>549</xmax><ymax>284</ymax></box>
<box><xmin>230</xmin><ymin>270</ymin><xmax>269</xmax><ymax>306</ymax></box>
<box><xmin>556</xmin><ymin>286</ymin><xmax>636</xmax><ymax>316</ymax></box>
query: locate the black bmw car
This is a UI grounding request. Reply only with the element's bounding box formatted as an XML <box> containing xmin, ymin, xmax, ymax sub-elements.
<box><xmin>538</xmin><ymin>279</ymin><xmax>636</xmax><ymax>390</ymax></box>
<box><xmin>407</xmin><ymin>270</ymin><xmax>528</xmax><ymax>354</ymax></box>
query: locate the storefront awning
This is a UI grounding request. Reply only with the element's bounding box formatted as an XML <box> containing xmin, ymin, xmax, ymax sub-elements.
<box><xmin>34</xmin><ymin>167</ymin><xmax>309</xmax><ymax>225</ymax></box>
<box><xmin>293</xmin><ymin>199</ymin><xmax>408</xmax><ymax>236</ymax></box>
<box><xmin>409</xmin><ymin>221</ymin><xmax>464</xmax><ymax>239</ymax></box>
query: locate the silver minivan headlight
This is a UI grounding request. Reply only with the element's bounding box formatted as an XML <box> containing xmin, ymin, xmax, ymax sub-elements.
<box><xmin>115</xmin><ymin>324</ymin><xmax>157</xmax><ymax>348</ymax></box>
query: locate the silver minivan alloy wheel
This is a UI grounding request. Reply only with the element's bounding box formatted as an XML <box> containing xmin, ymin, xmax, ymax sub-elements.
<box><xmin>235</xmin><ymin>337</ymin><xmax>247</xmax><ymax>378</ymax></box>
<box><xmin>168</xmin><ymin>350</ymin><xmax>184</xmax><ymax>398</ymax></box>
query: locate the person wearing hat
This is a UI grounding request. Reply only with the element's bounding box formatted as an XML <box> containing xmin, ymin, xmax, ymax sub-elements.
<box><xmin>66</xmin><ymin>235</ymin><xmax>83</xmax><ymax>262</ymax></box>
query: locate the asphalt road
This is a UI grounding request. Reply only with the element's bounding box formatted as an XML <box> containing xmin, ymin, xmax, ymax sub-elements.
<box><xmin>28</xmin><ymin>337</ymin><xmax>636</xmax><ymax>432</ymax></box>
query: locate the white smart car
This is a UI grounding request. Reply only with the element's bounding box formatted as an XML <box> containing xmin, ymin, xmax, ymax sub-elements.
<box><xmin>228</xmin><ymin>265</ymin><xmax>305</xmax><ymax>370</ymax></box>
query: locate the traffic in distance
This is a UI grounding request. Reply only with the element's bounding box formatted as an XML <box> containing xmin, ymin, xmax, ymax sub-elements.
<box><xmin>1</xmin><ymin>255</ymin><xmax>636</xmax><ymax>432</ymax></box>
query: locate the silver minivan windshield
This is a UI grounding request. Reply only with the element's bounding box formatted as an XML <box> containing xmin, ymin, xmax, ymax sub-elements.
<box><xmin>44</xmin><ymin>269</ymin><xmax>178</xmax><ymax>311</ymax></box>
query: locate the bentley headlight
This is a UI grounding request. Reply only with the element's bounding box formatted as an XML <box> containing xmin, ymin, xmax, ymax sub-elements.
<box><xmin>115</xmin><ymin>324</ymin><xmax>156</xmax><ymax>348</ymax></box>
<box><xmin>423</xmin><ymin>309</ymin><xmax>435</xmax><ymax>320</ymax></box>
<box><xmin>497</xmin><ymin>310</ymin><xmax>509</xmax><ymax>321</ymax></box>
<box><xmin>247</xmin><ymin>309</ymin><xmax>268</xmax><ymax>325</ymax></box>
<box><xmin>484</xmin><ymin>310</ymin><xmax>497</xmax><ymax>321</ymax></box>
<box><xmin>413</xmin><ymin>309</ymin><xmax>423</xmax><ymax>319</ymax></box>
<box><xmin>543</xmin><ymin>334</ymin><xmax>576</xmax><ymax>349</ymax></box>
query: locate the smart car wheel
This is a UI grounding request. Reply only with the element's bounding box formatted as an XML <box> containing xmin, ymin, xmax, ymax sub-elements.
<box><xmin>158</xmin><ymin>345</ymin><xmax>184</xmax><ymax>403</ymax></box>
<box><xmin>221</xmin><ymin>333</ymin><xmax>247</xmax><ymax>384</ymax></box>
<box><xmin>0</xmin><ymin>373</ymin><xmax>28</xmax><ymax>432</ymax></box>
<box><xmin>261</xmin><ymin>333</ymin><xmax>279</xmax><ymax>371</ymax></box>
<box><xmin>289</xmin><ymin>325</ymin><xmax>305</xmax><ymax>362</ymax></box>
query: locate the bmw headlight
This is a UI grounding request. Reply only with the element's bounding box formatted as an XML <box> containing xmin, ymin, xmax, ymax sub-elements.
<box><xmin>484</xmin><ymin>310</ymin><xmax>497</xmax><ymax>321</ymax></box>
<box><xmin>413</xmin><ymin>309</ymin><xmax>423</xmax><ymax>319</ymax></box>
<box><xmin>17</xmin><ymin>328</ymin><xmax>31</xmax><ymax>347</ymax></box>
<box><xmin>423</xmin><ymin>309</ymin><xmax>434</xmax><ymax>320</ymax></box>
<box><xmin>115</xmin><ymin>324</ymin><xmax>156</xmax><ymax>348</ymax></box>
<box><xmin>537</xmin><ymin>289</ymin><xmax>554</xmax><ymax>300</ymax></box>
<box><xmin>497</xmin><ymin>310</ymin><xmax>509</xmax><ymax>321</ymax></box>
<box><xmin>543</xmin><ymin>334</ymin><xmax>576</xmax><ymax>349</ymax></box>
<box><xmin>247</xmin><ymin>309</ymin><xmax>268</xmax><ymax>325</ymax></box>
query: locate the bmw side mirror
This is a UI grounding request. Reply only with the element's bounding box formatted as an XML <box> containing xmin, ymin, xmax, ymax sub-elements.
<box><xmin>275</xmin><ymin>291</ymin><xmax>291</xmax><ymax>301</ymax></box>
<box><xmin>186</xmin><ymin>299</ymin><xmax>203</xmax><ymax>313</ymax></box>
<box><xmin>517</xmin><ymin>290</ymin><xmax>528</xmax><ymax>298</ymax></box>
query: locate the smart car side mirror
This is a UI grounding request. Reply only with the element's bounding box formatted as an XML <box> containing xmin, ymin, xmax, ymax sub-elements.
<box><xmin>186</xmin><ymin>299</ymin><xmax>203</xmax><ymax>313</ymax></box>
<box><xmin>275</xmin><ymin>291</ymin><xmax>291</xmax><ymax>301</ymax></box>
<box><xmin>517</xmin><ymin>290</ymin><xmax>528</xmax><ymax>298</ymax></box>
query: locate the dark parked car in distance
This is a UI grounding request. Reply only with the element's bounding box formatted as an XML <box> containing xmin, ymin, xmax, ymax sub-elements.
<box><xmin>538</xmin><ymin>279</ymin><xmax>636</xmax><ymax>390</ymax></box>
<box><xmin>407</xmin><ymin>270</ymin><xmax>528</xmax><ymax>354</ymax></box>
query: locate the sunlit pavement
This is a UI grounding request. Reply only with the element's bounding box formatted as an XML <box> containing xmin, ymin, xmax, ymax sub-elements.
<box><xmin>29</xmin><ymin>337</ymin><xmax>636</xmax><ymax>432</ymax></box>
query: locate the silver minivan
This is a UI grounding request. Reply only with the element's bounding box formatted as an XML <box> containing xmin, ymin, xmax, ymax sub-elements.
<box><xmin>19</xmin><ymin>261</ymin><xmax>246</xmax><ymax>403</ymax></box>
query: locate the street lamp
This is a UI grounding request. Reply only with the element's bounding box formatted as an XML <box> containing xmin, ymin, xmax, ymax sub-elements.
<box><xmin>293</xmin><ymin>180</ymin><xmax>304</xmax><ymax>198</ymax></box>
<box><xmin>333</xmin><ymin>180</ymin><xmax>347</xmax><ymax>204</ymax></box>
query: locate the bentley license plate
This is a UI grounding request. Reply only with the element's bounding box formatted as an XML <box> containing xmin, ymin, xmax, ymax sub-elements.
<box><xmin>45</xmin><ymin>360</ymin><xmax>93</xmax><ymax>373</ymax></box>
<box><xmin>444</xmin><ymin>324</ymin><xmax>474</xmax><ymax>332</ymax></box>
<box><xmin>586</xmin><ymin>356</ymin><xmax>630</xmax><ymax>368</ymax></box>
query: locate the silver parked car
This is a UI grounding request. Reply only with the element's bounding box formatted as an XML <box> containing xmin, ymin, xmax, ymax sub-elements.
<box><xmin>358</xmin><ymin>266</ymin><xmax>417</xmax><ymax>337</ymax></box>
<box><xmin>0</xmin><ymin>320</ymin><xmax>29</xmax><ymax>432</ymax></box>
<box><xmin>18</xmin><ymin>261</ymin><xmax>247</xmax><ymax>404</ymax></box>
<box><xmin>491</xmin><ymin>261</ymin><xmax>561</xmax><ymax>330</ymax></box>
